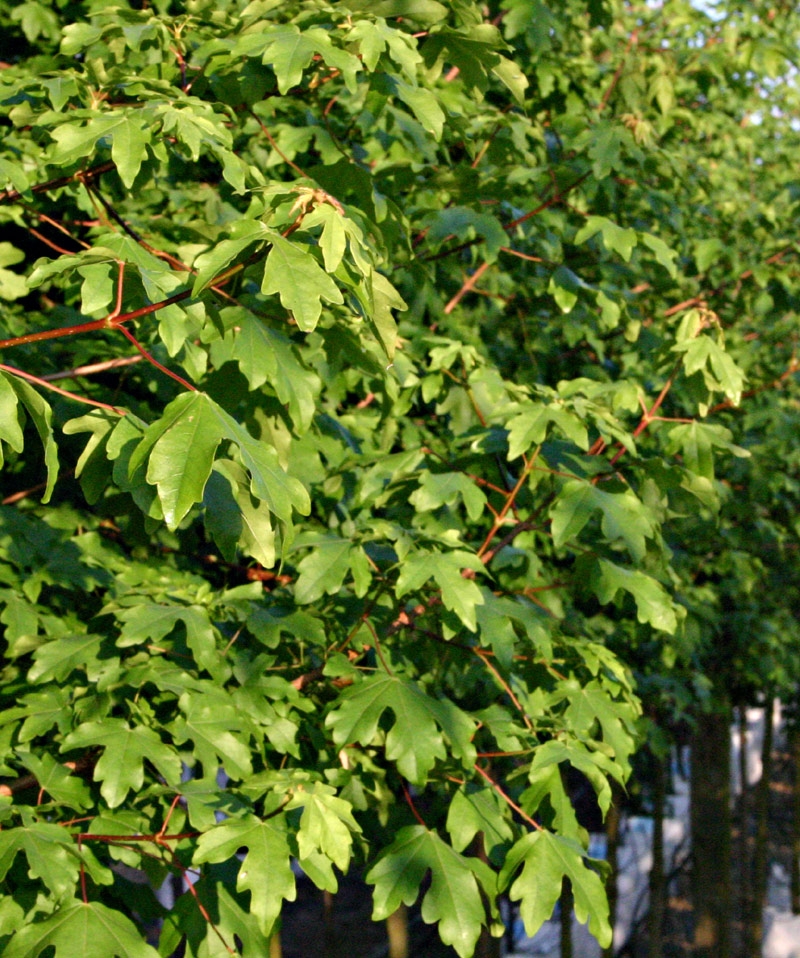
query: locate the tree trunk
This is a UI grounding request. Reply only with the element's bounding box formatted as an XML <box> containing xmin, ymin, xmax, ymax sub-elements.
<box><xmin>736</xmin><ymin>705</ymin><xmax>750</xmax><ymax>933</ymax></box>
<box><xmin>792</xmin><ymin>723</ymin><xmax>800</xmax><ymax>914</ymax></box>
<box><xmin>323</xmin><ymin>889</ymin><xmax>335</xmax><ymax>957</ymax></box>
<box><xmin>745</xmin><ymin>698</ymin><xmax>774</xmax><ymax>956</ymax></box>
<box><xmin>560</xmin><ymin>878</ymin><xmax>573</xmax><ymax>958</ymax></box>
<box><xmin>476</xmin><ymin>926</ymin><xmax>501</xmax><ymax>958</ymax></box>
<box><xmin>602</xmin><ymin>783</ymin><xmax>622</xmax><ymax>958</ymax></box>
<box><xmin>386</xmin><ymin>904</ymin><xmax>409</xmax><ymax>958</ymax></box>
<box><xmin>690</xmin><ymin>704</ymin><xmax>732</xmax><ymax>958</ymax></box>
<box><xmin>647</xmin><ymin>748</ymin><xmax>667</xmax><ymax>958</ymax></box>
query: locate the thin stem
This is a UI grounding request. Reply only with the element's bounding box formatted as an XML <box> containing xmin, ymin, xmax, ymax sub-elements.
<box><xmin>474</xmin><ymin>649</ymin><xmax>533</xmax><ymax>730</ymax></box>
<box><xmin>364</xmin><ymin>617</ymin><xmax>394</xmax><ymax>676</ymax></box>
<box><xmin>477</xmin><ymin>450</ymin><xmax>539</xmax><ymax>558</ymax></box>
<box><xmin>0</xmin><ymin>364</ymin><xmax>126</xmax><ymax>414</ymax></box>
<box><xmin>608</xmin><ymin>358</ymin><xmax>682</xmax><ymax>466</ymax></box>
<box><xmin>474</xmin><ymin>764</ymin><xmax>542</xmax><ymax>830</ymax></box>
<box><xmin>44</xmin><ymin>355</ymin><xmax>143</xmax><ymax>382</ymax></box>
<box><xmin>402</xmin><ymin>781</ymin><xmax>427</xmax><ymax>828</ymax></box>
<box><xmin>0</xmin><ymin>161</ymin><xmax>115</xmax><ymax>206</ymax></box>
<box><xmin>116</xmin><ymin>325</ymin><xmax>197</xmax><ymax>392</ymax></box>
<box><xmin>598</xmin><ymin>30</ymin><xmax>638</xmax><ymax>112</ymax></box>
<box><xmin>251</xmin><ymin>110</ymin><xmax>309</xmax><ymax>179</ymax></box>
<box><xmin>444</xmin><ymin>261</ymin><xmax>492</xmax><ymax>314</ymax></box>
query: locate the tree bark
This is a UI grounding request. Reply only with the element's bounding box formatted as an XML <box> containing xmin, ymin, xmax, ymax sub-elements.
<box><xmin>323</xmin><ymin>889</ymin><xmax>335</xmax><ymax>957</ymax></box>
<box><xmin>602</xmin><ymin>783</ymin><xmax>622</xmax><ymax>958</ymax></box>
<box><xmin>736</xmin><ymin>705</ymin><xmax>750</xmax><ymax>931</ymax></box>
<box><xmin>386</xmin><ymin>904</ymin><xmax>409</xmax><ymax>958</ymax></box>
<box><xmin>647</xmin><ymin>748</ymin><xmax>667</xmax><ymax>958</ymax></box>
<box><xmin>745</xmin><ymin>698</ymin><xmax>774</xmax><ymax>956</ymax></box>
<box><xmin>690</xmin><ymin>704</ymin><xmax>732</xmax><ymax>958</ymax></box>
<box><xmin>792</xmin><ymin>722</ymin><xmax>800</xmax><ymax>914</ymax></box>
<box><xmin>560</xmin><ymin>878</ymin><xmax>573</xmax><ymax>958</ymax></box>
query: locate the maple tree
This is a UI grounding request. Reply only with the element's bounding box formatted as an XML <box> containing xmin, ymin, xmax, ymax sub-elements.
<box><xmin>0</xmin><ymin>0</ymin><xmax>799</xmax><ymax>956</ymax></box>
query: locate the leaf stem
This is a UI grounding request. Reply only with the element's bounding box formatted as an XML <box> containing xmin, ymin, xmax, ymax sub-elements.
<box><xmin>474</xmin><ymin>764</ymin><xmax>542</xmax><ymax>830</ymax></box>
<box><xmin>115</xmin><ymin>325</ymin><xmax>197</xmax><ymax>392</ymax></box>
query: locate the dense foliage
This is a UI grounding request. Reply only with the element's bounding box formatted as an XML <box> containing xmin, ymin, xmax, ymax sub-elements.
<box><xmin>0</xmin><ymin>0</ymin><xmax>799</xmax><ymax>955</ymax></box>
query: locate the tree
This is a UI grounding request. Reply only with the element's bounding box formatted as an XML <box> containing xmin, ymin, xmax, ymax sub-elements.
<box><xmin>0</xmin><ymin>1</ymin><xmax>799</xmax><ymax>956</ymax></box>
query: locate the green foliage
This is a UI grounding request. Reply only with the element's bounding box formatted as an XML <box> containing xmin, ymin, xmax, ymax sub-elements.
<box><xmin>0</xmin><ymin>0</ymin><xmax>799</xmax><ymax>954</ymax></box>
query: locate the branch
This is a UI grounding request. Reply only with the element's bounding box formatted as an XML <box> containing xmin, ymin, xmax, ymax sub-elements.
<box><xmin>0</xmin><ymin>363</ymin><xmax>127</xmax><ymax>414</ymax></box>
<box><xmin>474</xmin><ymin>764</ymin><xmax>542</xmax><ymax>831</ymax></box>
<box><xmin>43</xmin><ymin>355</ymin><xmax>143</xmax><ymax>382</ymax></box>
<box><xmin>0</xmin><ymin>162</ymin><xmax>115</xmax><ymax>205</ymax></box>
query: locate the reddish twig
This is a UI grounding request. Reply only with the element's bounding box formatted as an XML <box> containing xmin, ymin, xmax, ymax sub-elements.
<box><xmin>44</xmin><ymin>355</ymin><xmax>143</xmax><ymax>382</ymax></box>
<box><xmin>0</xmin><ymin>162</ymin><xmax>115</xmax><ymax>205</ymax></box>
<box><xmin>474</xmin><ymin>763</ymin><xmax>542</xmax><ymax>830</ymax></box>
<box><xmin>0</xmin><ymin>363</ymin><xmax>127</xmax><ymax>414</ymax></box>
<box><xmin>474</xmin><ymin>648</ymin><xmax>533</xmax><ymax>730</ymax></box>
<box><xmin>598</xmin><ymin>30</ymin><xmax>638</xmax><ymax>112</ymax></box>
<box><xmin>444</xmin><ymin>261</ymin><xmax>491</xmax><ymax>314</ymax></box>
<box><xmin>401</xmin><ymin>781</ymin><xmax>427</xmax><ymax>828</ymax></box>
<box><xmin>115</xmin><ymin>324</ymin><xmax>197</xmax><ymax>392</ymax></box>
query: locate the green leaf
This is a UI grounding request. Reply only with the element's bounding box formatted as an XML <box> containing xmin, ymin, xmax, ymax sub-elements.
<box><xmin>409</xmin><ymin>471</ymin><xmax>487</xmax><ymax>521</ymax></box>
<box><xmin>426</xmin><ymin>207</ymin><xmax>507</xmax><ymax>263</ymax></box>
<box><xmin>61</xmin><ymin>719</ymin><xmax>181</xmax><ymax>808</ymax></box>
<box><xmin>205</xmin><ymin>460</ymin><xmax>277</xmax><ymax>567</ymax></box>
<box><xmin>345</xmin><ymin>0</ymin><xmax>448</xmax><ymax>23</ymax></box>
<box><xmin>666</xmin><ymin>420</ymin><xmax>749</xmax><ymax>481</ymax></box>
<box><xmin>528</xmin><ymin>739</ymin><xmax>619</xmax><ymax>815</ymax></box>
<box><xmin>574</xmin><ymin>216</ymin><xmax>637</xmax><ymax>262</ymax></box>
<box><xmin>548</xmin><ymin>266</ymin><xmax>587</xmax><ymax>314</ymax></box>
<box><xmin>694</xmin><ymin>237</ymin><xmax>724</xmax><ymax>273</ymax></box>
<box><xmin>507</xmin><ymin>402</ymin><xmax>589</xmax><ymax>458</ymax></box>
<box><xmin>0</xmin><ymin>243</ymin><xmax>28</xmax><ymax>300</ymax></box>
<box><xmin>191</xmin><ymin>222</ymin><xmax>268</xmax><ymax>295</ymax></box>
<box><xmin>288</xmin><ymin>785</ymin><xmax>361</xmax><ymax>872</ymax></box>
<box><xmin>590</xmin><ymin>558</ymin><xmax>678</xmax><ymax>633</ymax></box>
<box><xmin>128</xmin><ymin>392</ymin><xmax>309</xmax><ymax>541</ymax></box>
<box><xmin>396</xmin><ymin>549</ymin><xmax>485</xmax><ymax>631</ymax></box>
<box><xmin>6</xmin><ymin>374</ymin><xmax>59</xmax><ymax>502</ymax></box>
<box><xmin>550</xmin><ymin>480</ymin><xmax>656</xmax><ymax>562</ymax></box>
<box><xmin>117</xmin><ymin>602</ymin><xmax>217</xmax><ymax>672</ymax></box>
<box><xmin>367</xmin><ymin>825</ymin><xmax>486</xmax><ymax>958</ymax></box>
<box><xmin>159</xmin><ymin>869</ymin><xmax>273</xmax><ymax>958</ymax></box>
<box><xmin>395</xmin><ymin>81</ymin><xmax>446</xmax><ymax>138</ymax></box>
<box><xmin>521</xmin><ymin>766</ymin><xmax>583</xmax><ymax>840</ymax></box>
<box><xmin>492</xmin><ymin>55</ymin><xmax>529</xmax><ymax>104</ymax></box>
<box><xmin>639</xmin><ymin>232</ymin><xmax>678</xmax><ymax>278</ymax></box>
<box><xmin>193</xmin><ymin>815</ymin><xmax>296</xmax><ymax>937</ymax></box>
<box><xmin>28</xmin><ymin>634</ymin><xmax>104</xmax><ymax>683</ymax></box>
<box><xmin>110</xmin><ymin>117</ymin><xmax>149</xmax><ymax>189</ymax></box>
<box><xmin>260</xmin><ymin>27</ymin><xmax>319</xmax><ymax>93</ymax></box>
<box><xmin>672</xmin><ymin>334</ymin><xmax>745</xmax><ymax>404</ymax></box>
<box><xmin>500</xmin><ymin>830</ymin><xmax>611</xmax><ymax>947</ymax></box>
<box><xmin>327</xmin><ymin>671</ymin><xmax>476</xmax><ymax>783</ymax></box>
<box><xmin>0</xmin><ymin>818</ymin><xmax>81</xmax><ymax>899</ymax></box>
<box><xmin>144</xmin><ymin>392</ymin><xmax>223</xmax><ymax>528</ymax></box>
<box><xmin>293</xmin><ymin>536</ymin><xmax>353</xmax><ymax>604</ymax></box>
<box><xmin>171</xmin><ymin>689</ymin><xmax>254</xmax><ymax>780</ymax></box>
<box><xmin>222</xmin><ymin>310</ymin><xmax>320</xmax><ymax>431</ymax></box>
<box><xmin>559</xmin><ymin>679</ymin><xmax>639</xmax><ymax>768</ymax></box>
<box><xmin>369</xmin><ymin>269</ymin><xmax>406</xmax><ymax>359</ymax></box>
<box><xmin>16</xmin><ymin>751</ymin><xmax>93</xmax><ymax>810</ymax></box>
<box><xmin>261</xmin><ymin>232</ymin><xmax>344</xmax><ymax>331</ymax></box>
<box><xmin>3</xmin><ymin>899</ymin><xmax>159</xmax><ymax>958</ymax></box>
<box><xmin>0</xmin><ymin>372</ymin><xmax>25</xmax><ymax>454</ymax></box>
<box><xmin>446</xmin><ymin>786</ymin><xmax>514</xmax><ymax>863</ymax></box>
